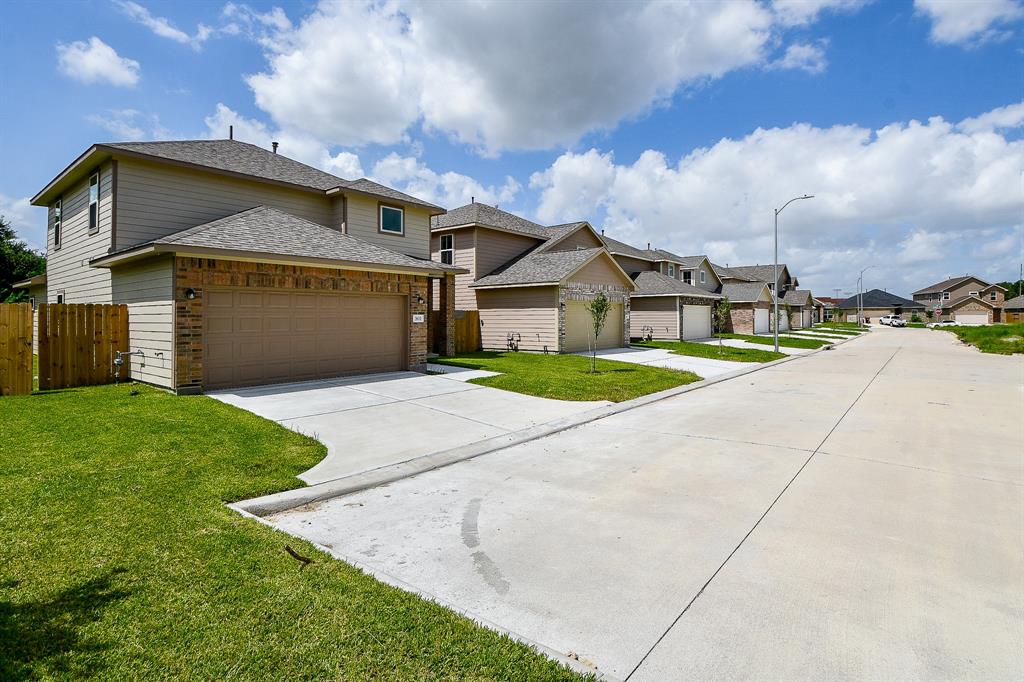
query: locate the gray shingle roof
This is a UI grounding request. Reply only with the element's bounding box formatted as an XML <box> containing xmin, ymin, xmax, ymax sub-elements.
<box><xmin>631</xmin><ymin>271</ymin><xmax>721</xmax><ymax>298</ymax></box>
<box><xmin>431</xmin><ymin>202</ymin><xmax>550</xmax><ymax>238</ymax></box>
<box><xmin>471</xmin><ymin>247</ymin><xmax>604</xmax><ymax>288</ymax></box>
<box><xmin>1003</xmin><ymin>294</ymin><xmax>1024</xmax><ymax>310</ymax></box>
<box><xmin>601</xmin><ymin>235</ymin><xmax>707</xmax><ymax>268</ymax></box>
<box><xmin>602</xmin><ymin>235</ymin><xmax>654</xmax><ymax>260</ymax></box>
<box><xmin>719</xmin><ymin>282</ymin><xmax>770</xmax><ymax>303</ymax></box>
<box><xmin>782</xmin><ymin>289</ymin><xmax>813</xmax><ymax>307</ymax></box>
<box><xmin>726</xmin><ymin>264</ymin><xmax>788</xmax><ymax>283</ymax></box>
<box><xmin>837</xmin><ymin>289</ymin><xmax>924</xmax><ymax>310</ymax></box>
<box><xmin>102</xmin><ymin>139</ymin><xmax>442</xmax><ymax>211</ymax></box>
<box><xmin>105</xmin><ymin>206</ymin><xmax>453</xmax><ymax>273</ymax></box>
<box><xmin>911</xmin><ymin>275</ymin><xmax>987</xmax><ymax>295</ymax></box>
<box><xmin>711</xmin><ymin>263</ymin><xmax>756</xmax><ymax>281</ymax></box>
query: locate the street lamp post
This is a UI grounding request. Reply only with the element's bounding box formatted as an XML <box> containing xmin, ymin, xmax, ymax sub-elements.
<box><xmin>857</xmin><ymin>265</ymin><xmax>875</xmax><ymax>328</ymax></box>
<box><xmin>774</xmin><ymin>195</ymin><xmax>814</xmax><ymax>352</ymax></box>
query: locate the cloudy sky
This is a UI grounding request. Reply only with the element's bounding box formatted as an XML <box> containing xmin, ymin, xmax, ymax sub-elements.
<box><xmin>1</xmin><ymin>0</ymin><xmax>1021</xmax><ymax>297</ymax></box>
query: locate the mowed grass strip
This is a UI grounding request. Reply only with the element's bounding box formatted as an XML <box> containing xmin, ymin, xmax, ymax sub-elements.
<box><xmin>720</xmin><ymin>333</ymin><xmax>831</xmax><ymax>349</ymax></box>
<box><xmin>634</xmin><ymin>340</ymin><xmax>785</xmax><ymax>363</ymax></box>
<box><xmin>944</xmin><ymin>323</ymin><xmax>1024</xmax><ymax>354</ymax></box>
<box><xmin>0</xmin><ymin>384</ymin><xmax>588</xmax><ymax>681</ymax></box>
<box><xmin>433</xmin><ymin>351</ymin><xmax>699</xmax><ymax>401</ymax></box>
<box><xmin>812</xmin><ymin>325</ymin><xmax>865</xmax><ymax>335</ymax></box>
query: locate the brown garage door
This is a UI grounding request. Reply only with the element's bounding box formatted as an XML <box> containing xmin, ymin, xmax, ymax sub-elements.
<box><xmin>204</xmin><ymin>288</ymin><xmax>407</xmax><ymax>390</ymax></box>
<box><xmin>564</xmin><ymin>301</ymin><xmax>624</xmax><ymax>352</ymax></box>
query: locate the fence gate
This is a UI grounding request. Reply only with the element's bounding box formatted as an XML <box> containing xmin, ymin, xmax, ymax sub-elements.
<box><xmin>37</xmin><ymin>304</ymin><xmax>130</xmax><ymax>390</ymax></box>
<box><xmin>0</xmin><ymin>303</ymin><xmax>33</xmax><ymax>396</ymax></box>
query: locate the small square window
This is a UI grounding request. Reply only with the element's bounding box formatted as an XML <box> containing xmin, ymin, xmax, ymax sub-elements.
<box><xmin>968</xmin><ymin>291</ymin><xmax>978</xmax><ymax>297</ymax></box>
<box><xmin>379</xmin><ymin>204</ymin><xmax>404</xmax><ymax>234</ymax></box>
<box><xmin>439</xmin><ymin>234</ymin><xmax>454</xmax><ymax>265</ymax></box>
<box><xmin>699</xmin><ymin>270</ymin><xmax>706</xmax><ymax>284</ymax></box>
<box><xmin>88</xmin><ymin>172</ymin><xmax>100</xmax><ymax>234</ymax></box>
<box><xmin>990</xmin><ymin>291</ymin><xmax>997</xmax><ymax>301</ymax></box>
<box><xmin>943</xmin><ymin>292</ymin><xmax>950</xmax><ymax>300</ymax></box>
<box><xmin>56</xmin><ymin>292</ymin><xmax>65</xmax><ymax>304</ymax></box>
<box><xmin>683</xmin><ymin>270</ymin><xmax>692</xmax><ymax>284</ymax></box>
<box><xmin>667</xmin><ymin>264</ymin><xmax>675</xmax><ymax>278</ymax></box>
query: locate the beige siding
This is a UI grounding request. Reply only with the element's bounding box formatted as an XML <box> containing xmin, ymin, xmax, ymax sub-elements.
<box><xmin>475</xmin><ymin>228</ymin><xmax>542</xmax><ymax>276</ymax></box>
<box><xmin>430</xmin><ymin>228</ymin><xmax>478</xmax><ymax>310</ymax></box>
<box><xmin>111</xmin><ymin>256</ymin><xmax>175</xmax><ymax>388</ymax></box>
<box><xmin>477</xmin><ymin>286</ymin><xmax>558</xmax><ymax>352</ymax></box>
<box><xmin>567</xmin><ymin>254</ymin><xmax>632</xmax><ymax>288</ymax></box>
<box><xmin>631</xmin><ymin>297</ymin><xmax>678</xmax><ymax>339</ymax></box>
<box><xmin>613</xmin><ymin>254</ymin><xmax>653</xmax><ymax>275</ymax></box>
<box><xmin>345</xmin><ymin>194</ymin><xmax>431</xmax><ymax>259</ymax></box>
<box><xmin>547</xmin><ymin>227</ymin><xmax>603</xmax><ymax>252</ymax></box>
<box><xmin>689</xmin><ymin>261</ymin><xmax>719</xmax><ymax>292</ymax></box>
<box><xmin>46</xmin><ymin>160</ymin><xmax>114</xmax><ymax>303</ymax></box>
<box><xmin>115</xmin><ymin>159</ymin><xmax>333</xmax><ymax>249</ymax></box>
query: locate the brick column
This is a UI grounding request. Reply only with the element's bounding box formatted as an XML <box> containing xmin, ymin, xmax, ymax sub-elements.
<box><xmin>174</xmin><ymin>257</ymin><xmax>204</xmax><ymax>394</ymax></box>
<box><xmin>440</xmin><ymin>273</ymin><xmax>456</xmax><ymax>356</ymax></box>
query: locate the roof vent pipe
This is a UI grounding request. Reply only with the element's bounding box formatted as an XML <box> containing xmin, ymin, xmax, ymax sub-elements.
<box><xmin>471</xmin><ymin>196</ymin><xmax>474</xmax><ymax>203</ymax></box>
<box><xmin>647</xmin><ymin>242</ymin><xmax>650</xmax><ymax>250</ymax></box>
<box><xmin>272</xmin><ymin>141</ymin><xmax>279</xmax><ymax>154</ymax></box>
<box><xmin>229</xmin><ymin>125</ymin><xmax>233</xmax><ymax>140</ymax></box>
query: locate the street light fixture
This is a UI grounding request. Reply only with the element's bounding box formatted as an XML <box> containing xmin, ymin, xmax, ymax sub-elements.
<box><xmin>773</xmin><ymin>195</ymin><xmax>814</xmax><ymax>352</ymax></box>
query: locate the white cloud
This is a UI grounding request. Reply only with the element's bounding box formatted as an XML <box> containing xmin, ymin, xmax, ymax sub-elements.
<box><xmin>86</xmin><ymin>109</ymin><xmax>169</xmax><ymax>141</ymax></box>
<box><xmin>56</xmin><ymin>37</ymin><xmax>140</xmax><ymax>86</ymax></box>
<box><xmin>324</xmin><ymin>152</ymin><xmax>364</xmax><ymax>179</ymax></box>
<box><xmin>529</xmin><ymin>103</ymin><xmax>1024</xmax><ymax>293</ymax></box>
<box><xmin>243</xmin><ymin>0</ymin><xmax>874</xmax><ymax>154</ymax></box>
<box><xmin>958</xmin><ymin>101</ymin><xmax>1024</xmax><ymax>132</ymax></box>
<box><xmin>767</xmin><ymin>40</ymin><xmax>829</xmax><ymax>74</ymax></box>
<box><xmin>372</xmin><ymin>153</ymin><xmax>521</xmax><ymax>208</ymax></box>
<box><xmin>115</xmin><ymin>0</ymin><xmax>214</xmax><ymax>50</ymax></box>
<box><xmin>0</xmin><ymin>194</ymin><xmax>46</xmax><ymax>251</ymax></box>
<box><xmin>915</xmin><ymin>0</ymin><xmax>1024</xmax><ymax>46</ymax></box>
<box><xmin>771</xmin><ymin>0</ymin><xmax>872</xmax><ymax>26</ymax></box>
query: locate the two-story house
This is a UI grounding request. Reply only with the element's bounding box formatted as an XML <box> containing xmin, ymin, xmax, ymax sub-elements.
<box><xmin>912</xmin><ymin>275</ymin><xmax>1007</xmax><ymax>324</ymax></box>
<box><xmin>23</xmin><ymin>138</ymin><xmax>463</xmax><ymax>393</ymax></box>
<box><xmin>429</xmin><ymin>202</ymin><xmax>634</xmax><ymax>352</ymax></box>
<box><xmin>599</xmin><ymin>235</ymin><xmax>722</xmax><ymax>340</ymax></box>
<box><xmin>712</xmin><ymin>263</ymin><xmax>816</xmax><ymax>331</ymax></box>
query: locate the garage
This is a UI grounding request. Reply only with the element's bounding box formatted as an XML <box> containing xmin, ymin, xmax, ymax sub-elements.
<box><xmin>682</xmin><ymin>304</ymin><xmax>712</xmax><ymax>340</ymax></box>
<box><xmin>754</xmin><ymin>308</ymin><xmax>770</xmax><ymax>334</ymax></box>
<box><xmin>564</xmin><ymin>300</ymin><xmax>624</xmax><ymax>352</ymax></box>
<box><xmin>778</xmin><ymin>312</ymin><xmax>790</xmax><ymax>332</ymax></box>
<box><xmin>204</xmin><ymin>288</ymin><xmax>407</xmax><ymax>390</ymax></box>
<box><xmin>954</xmin><ymin>312</ymin><xmax>988</xmax><ymax>326</ymax></box>
<box><xmin>803</xmin><ymin>309</ymin><xmax>812</xmax><ymax>327</ymax></box>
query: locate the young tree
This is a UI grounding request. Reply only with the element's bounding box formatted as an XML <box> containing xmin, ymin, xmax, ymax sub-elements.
<box><xmin>585</xmin><ymin>293</ymin><xmax>611</xmax><ymax>373</ymax></box>
<box><xmin>713</xmin><ymin>296</ymin><xmax>731</xmax><ymax>354</ymax></box>
<box><xmin>1</xmin><ymin>215</ymin><xmax>46</xmax><ymax>302</ymax></box>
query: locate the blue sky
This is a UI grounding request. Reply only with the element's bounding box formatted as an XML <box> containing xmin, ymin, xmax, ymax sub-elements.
<box><xmin>1</xmin><ymin>0</ymin><xmax>1021</xmax><ymax>297</ymax></box>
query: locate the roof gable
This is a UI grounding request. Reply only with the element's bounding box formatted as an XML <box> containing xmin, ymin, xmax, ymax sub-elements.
<box><xmin>912</xmin><ymin>275</ymin><xmax>995</xmax><ymax>295</ymax></box>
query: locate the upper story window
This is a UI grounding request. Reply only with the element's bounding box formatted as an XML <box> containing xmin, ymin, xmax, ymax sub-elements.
<box><xmin>379</xmin><ymin>204</ymin><xmax>404</xmax><ymax>235</ymax></box>
<box><xmin>968</xmin><ymin>290</ymin><xmax>978</xmax><ymax>297</ymax></box>
<box><xmin>88</xmin><ymin>172</ymin><xmax>100</xmax><ymax>234</ymax></box>
<box><xmin>699</xmin><ymin>270</ymin><xmax>706</xmax><ymax>284</ymax></box>
<box><xmin>667</xmin><ymin>264</ymin><xmax>675</xmax><ymax>278</ymax></box>
<box><xmin>683</xmin><ymin>270</ymin><xmax>693</xmax><ymax>284</ymax></box>
<box><xmin>52</xmin><ymin>197</ymin><xmax>62</xmax><ymax>250</ymax></box>
<box><xmin>439</xmin><ymin>234</ymin><xmax>454</xmax><ymax>265</ymax></box>
<box><xmin>990</xmin><ymin>291</ymin><xmax>997</xmax><ymax>301</ymax></box>
<box><xmin>943</xmin><ymin>291</ymin><xmax>950</xmax><ymax>300</ymax></box>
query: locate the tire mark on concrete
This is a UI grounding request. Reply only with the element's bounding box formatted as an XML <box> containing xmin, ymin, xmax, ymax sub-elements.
<box><xmin>461</xmin><ymin>497</ymin><xmax>510</xmax><ymax>594</ymax></box>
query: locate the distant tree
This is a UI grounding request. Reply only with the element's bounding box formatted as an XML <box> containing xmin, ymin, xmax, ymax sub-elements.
<box><xmin>998</xmin><ymin>280</ymin><xmax>1024</xmax><ymax>298</ymax></box>
<box><xmin>1</xmin><ymin>215</ymin><xmax>45</xmax><ymax>302</ymax></box>
<box><xmin>585</xmin><ymin>293</ymin><xmax>611</xmax><ymax>373</ymax></box>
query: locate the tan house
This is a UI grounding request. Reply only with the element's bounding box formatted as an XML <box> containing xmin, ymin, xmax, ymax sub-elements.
<box><xmin>599</xmin><ymin>235</ymin><xmax>721</xmax><ymax>340</ymax></box>
<box><xmin>430</xmin><ymin>202</ymin><xmax>634</xmax><ymax>353</ymax></box>
<box><xmin>717</xmin><ymin>282</ymin><xmax>774</xmax><ymax>334</ymax></box>
<box><xmin>781</xmin><ymin>289</ymin><xmax>815</xmax><ymax>329</ymax></box>
<box><xmin>1003</xmin><ymin>295</ymin><xmax>1024</xmax><ymax>323</ymax></box>
<box><xmin>836</xmin><ymin>289</ymin><xmax>924</xmax><ymax>324</ymax></box>
<box><xmin>912</xmin><ymin>275</ymin><xmax>1007</xmax><ymax>324</ymax></box>
<box><xmin>24</xmin><ymin>138</ymin><xmax>464</xmax><ymax>393</ymax></box>
<box><xmin>712</xmin><ymin>263</ymin><xmax>803</xmax><ymax>332</ymax></box>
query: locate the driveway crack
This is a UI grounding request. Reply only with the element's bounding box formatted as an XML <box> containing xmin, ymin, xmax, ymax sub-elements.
<box><xmin>623</xmin><ymin>345</ymin><xmax>902</xmax><ymax>681</ymax></box>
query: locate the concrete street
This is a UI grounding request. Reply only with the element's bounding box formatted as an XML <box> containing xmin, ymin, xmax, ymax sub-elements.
<box><xmin>269</xmin><ymin>328</ymin><xmax>1024</xmax><ymax>680</ymax></box>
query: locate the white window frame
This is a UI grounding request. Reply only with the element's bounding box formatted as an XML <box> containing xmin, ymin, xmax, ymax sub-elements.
<box><xmin>989</xmin><ymin>291</ymin><xmax>997</xmax><ymax>301</ymax></box>
<box><xmin>943</xmin><ymin>291</ymin><xmax>950</xmax><ymax>300</ymax></box>
<box><xmin>88</xmin><ymin>171</ymin><xmax>100</xmax><ymax>234</ymax></box>
<box><xmin>682</xmin><ymin>270</ymin><xmax>693</xmax><ymax>284</ymax></box>
<box><xmin>439</xmin><ymin>233</ymin><xmax>454</xmax><ymax>265</ymax></box>
<box><xmin>53</xmin><ymin>197</ymin><xmax>62</xmax><ymax>250</ymax></box>
<box><xmin>968</xmin><ymin>290</ymin><xmax>978</xmax><ymax>297</ymax></box>
<box><xmin>667</xmin><ymin>264</ymin><xmax>675</xmax><ymax>278</ymax></box>
<box><xmin>378</xmin><ymin>204</ymin><xmax>405</xmax><ymax>235</ymax></box>
<box><xmin>56</xmin><ymin>291</ymin><xmax>65</xmax><ymax>304</ymax></box>
<box><xmin>699</xmin><ymin>270</ymin><xmax>706</xmax><ymax>284</ymax></box>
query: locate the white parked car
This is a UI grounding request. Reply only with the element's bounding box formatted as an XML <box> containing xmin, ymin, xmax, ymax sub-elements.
<box><xmin>889</xmin><ymin>317</ymin><xmax>907</xmax><ymax>327</ymax></box>
<box><xmin>878</xmin><ymin>314</ymin><xmax>900</xmax><ymax>325</ymax></box>
<box><xmin>928</xmin><ymin>320</ymin><xmax>957</xmax><ymax>328</ymax></box>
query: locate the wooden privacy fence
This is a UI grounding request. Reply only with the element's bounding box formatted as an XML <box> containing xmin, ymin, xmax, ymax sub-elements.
<box><xmin>431</xmin><ymin>309</ymin><xmax>481</xmax><ymax>354</ymax></box>
<box><xmin>0</xmin><ymin>303</ymin><xmax>33</xmax><ymax>396</ymax></box>
<box><xmin>37</xmin><ymin>303</ymin><xmax>130</xmax><ymax>391</ymax></box>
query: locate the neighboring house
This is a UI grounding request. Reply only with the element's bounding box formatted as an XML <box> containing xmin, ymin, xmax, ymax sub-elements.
<box><xmin>718</xmin><ymin>282</ymin><xmax>774</xmax><ymax>334</ymax></box>
<box><xmin>1003</xmin><ymin>295</ymin><xmax>1024</xmax><ymax>323</ymax></box>
<box><xmin>781</xmin><ymin>289</ymin><xmax>815</xmax><ymax>329</ymax></box>
<box><xmin>836</xmin><ymin>289</ymin><xmax>924</xmax><ymax>323</ymax></box>
<box><xmin>599</xmin><ymin>235</ymin><xmax>722</xmax><ymax>340</ymax></box>
<box><xmin>430</xmin><ymin>202</ymin><xmax>634</xmax><ymax>353</ymax></box>
<box><xmin>29</xmin><ymin>138</ymin><xmax>464</xmax><ymax>393</ymax></box>
<box><xmin>11</xmin><ymin>273</ymin><xmax>47</xmax><ymax>352</ymax></box>
<box><xmin>716</xmin><ymin>263</ymin><xmax>798</xmax><ymax>297</ymax></box>
<box><xmin>815</xmin><ymin>296</ymin><xmax>843</xmax><ymax>322</ymax></box>
<box><xmin>810</xmin><ymin>297</ymin><xmax>826</xmax><ymax>323</ymax></box>
<box><xmin>712</xmin><ymin>262</ymin><xmax>804</xmax><ymax>332</ymax></box>
<box><xmin>912</xmin><ymin>275</ymin><xmax>1007</xmax><ymax>324</ymax></box>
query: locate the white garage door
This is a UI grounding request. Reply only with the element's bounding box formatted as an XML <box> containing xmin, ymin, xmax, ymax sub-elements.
<box><xmin>754</xmin><ymin>308</ymin><xmax>770</xmax><ymax>334</ymax></box>
<box><xmin>954</xmin><ymin>312</ymin><xmax>988</xmax><ymax>326</ymax></box>
<box><xmin>682</xmin><ymin>304</ymin><xmax>712</xmax><ymax>340</ymax></box>
<box><xmin>564</xmin><ymin>301</ymin><xmax>624</xmax><ymax>352</ymax></box>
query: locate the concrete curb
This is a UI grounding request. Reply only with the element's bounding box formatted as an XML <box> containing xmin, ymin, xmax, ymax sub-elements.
<box><xmin>234</xmin><ymin>332</ymin><xmax>863</xmax><ymax>517</ymax></box>
<box><xmin>227</xmin><ymin>502</ymin><xmax>618</xmax><ymax>681</ymax></box>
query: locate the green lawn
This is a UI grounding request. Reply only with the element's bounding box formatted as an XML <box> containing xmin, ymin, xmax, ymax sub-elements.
<box><xmin>720</xmin><ymin>333</ymin><xmax>831</xmax><ymax>349</ymax></box>
<box><xmin>0</xmin><ymin>384</ymin><xmax>586</xmax><ymax>680</ymax></box>
<box><xmin>634</xmin><ymin>340</ymin><xmax>786</xmax><ymax>363</ymax></box>
<box><xmin>943</xmin><ymin>323</ymin><xmax>1024</xmax><ymax>355</ymax></box>
<box><xmin>433</xmin><ymin>351</ymin><xmax>699</xmax><ymax>401</ymax></box>
<box><xmin>907</xmin><ymin>322</ymin><xmax>927</xmax><ymax>328</ymax></box>
<box><xmin>812</xmin><ymin>325</ymin><xmax>864</xmax><ymax>335</ymax></box>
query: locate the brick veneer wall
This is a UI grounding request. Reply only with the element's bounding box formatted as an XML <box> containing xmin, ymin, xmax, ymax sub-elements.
<box><xmin>558</xmin><ymin>283</ymin><xmax>632</xmax><ymax>351</ymax></box>
<box><xmin>726</xmin><ymin>301</ymin><xmax>770</xmax><ymax>334</ymax></box>
<box><xmin>174</xmin><ymin>257</ymin><xmax>431</xmax><ymax>393</ymax></box>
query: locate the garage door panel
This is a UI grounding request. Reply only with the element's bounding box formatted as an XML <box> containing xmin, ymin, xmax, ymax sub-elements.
<box><xmin>564</xmin><ymin>301</ymin><xmax>624</xmax><ymax>352</ymax></box>
<box><xmin>204</xmin><ymin>288</ymin><xmax>407</xmax><ymax>390</ymax></box>
<box><xmin>955</xmin><ymin>313</ymin><xmax>988</xmax><ymax>325</ymax></box>
<box><xmin>754</xmin><ymin>308</ymin><xmax>769</xmax><ymax>334</ymax></box>
<box><xmin>682</xmin><ymin>304</ymin><xmax>711</xmax><ymax>340</ymax></box>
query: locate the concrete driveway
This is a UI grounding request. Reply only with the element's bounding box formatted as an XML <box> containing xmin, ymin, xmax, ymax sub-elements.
<box><xmin>267</xmin><ymin>327</ymin><xmax>1023</xmax><ymax>680</ymax></box>
<box><xmin>578</xmin><ymin>346</ymin><xmax>751</xmax><ymax>378</ymax></box>
<box><xmin>211</xmin><ymin>370</ymin><xmax>609</xmax><ymax>483</ymax></box>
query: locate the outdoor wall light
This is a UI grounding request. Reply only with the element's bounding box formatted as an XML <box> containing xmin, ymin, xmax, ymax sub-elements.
<box><xmin>415</xmin><ymin>293</ymin><xmax>425</xmax><ymax>305</ymax></box>
<box><xmin>184</xmin><ymin>288</ymin><xmax>197</xmax><ymax>300</ymax></box>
